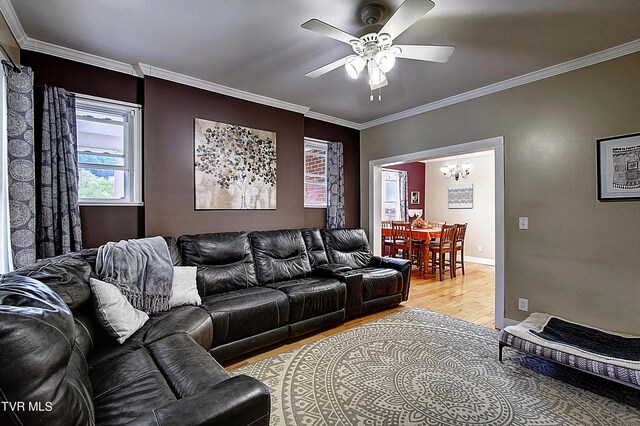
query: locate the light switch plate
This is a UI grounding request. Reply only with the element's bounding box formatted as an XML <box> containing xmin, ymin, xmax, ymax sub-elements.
<box><xmin>518</xmin><ymin>217</ymin><xmax>528</xmax><ymax>230</ymax></box>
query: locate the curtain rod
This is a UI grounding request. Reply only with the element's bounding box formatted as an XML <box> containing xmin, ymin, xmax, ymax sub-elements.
<box><xmin>0</xmin><ymin>42</ymin><xmax>21</xmax><ymax>73</ymax></box>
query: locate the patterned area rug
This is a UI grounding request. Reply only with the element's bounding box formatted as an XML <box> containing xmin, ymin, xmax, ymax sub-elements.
<box><xmin>234</xmin><ymin>308</ymin><xmax>640</xmax><ymax>425</ymax></box>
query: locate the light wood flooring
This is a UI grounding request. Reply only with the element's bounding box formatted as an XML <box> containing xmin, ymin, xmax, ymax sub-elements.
<box><xmin>225</xmin><ymin>262</ymin><xmax>495</xmax><ymax>370</ymax></box>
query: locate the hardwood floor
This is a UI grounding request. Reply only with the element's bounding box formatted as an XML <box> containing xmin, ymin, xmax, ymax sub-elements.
<box><xmin>224</xmin><ymin>262</ymin><xmax>495</xmax><ymax>370</ymax></box>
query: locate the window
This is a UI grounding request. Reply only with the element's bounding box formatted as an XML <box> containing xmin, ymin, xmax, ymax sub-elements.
<box><xmin>382</xmin><ymin>169</ymin><xmax>401</xmax><ymax>221</ymax></box>
<box><xmin>304</xmin><ymin>138</ymin><xmax>328</xmax><ymax>207</ymax></box>
<box><xmin>76</xmin><ymin>94</ymin><xmax>142</xmax><ymax>205</ymax></box>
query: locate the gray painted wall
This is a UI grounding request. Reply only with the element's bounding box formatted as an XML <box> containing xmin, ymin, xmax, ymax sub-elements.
<box><xmin>360</xmin><ymin>52</ymin><xmax>640</xmax><ymax>334</ymax></box>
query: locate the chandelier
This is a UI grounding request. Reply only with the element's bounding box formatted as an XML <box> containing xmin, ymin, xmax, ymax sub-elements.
<box><xmin>440</xmin><ymin>162</ymin><xmax>473</xmax><ymax>181</ymax></box>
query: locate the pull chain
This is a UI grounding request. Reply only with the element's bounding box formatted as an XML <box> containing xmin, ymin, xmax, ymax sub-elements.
<box><xmin>369</xmin><ymin>87</ymin><xmax>373</xmax><ymax>102</ymax></box>
<box><xmin>378</xmin><ymin>88</ymin><xmax>382</xmax><ymax>102</ymax></box>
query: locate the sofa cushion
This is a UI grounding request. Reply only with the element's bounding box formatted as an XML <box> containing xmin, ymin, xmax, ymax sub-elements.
<box><xmin>179</xmin><ymin>232</ymin><xmax>257</xmax><ymax>296</ymax></box>
<box><xmin>170</xmin><ymin>266</ymin><xmax>201</xmax><ymax>308</ymax></box>
<box><xmin>146</xmin><ymin>333</ymin><xmax>229</xmax><ymax>398</ymax></box>
<box><xmin>264</xmin><ymin>277</ymin><xmax>346</xmax><ymax>323</ymax></box>
<box><xmin>0</xmin><ymin>275</ymin><xmax>94</xmax><ymax>425</ymax></box>
<box><xmin>251</xmin><ymin>229</ymin><xmax>312</xmax><ymax>284</ymax></box>
<box><xmin>4</xmin><ymin>253</ymin><xmax>93</xmax><ymax>310</ymax></box>
<box><xmin>90</xmin><ymin>347</ymin><xmax>177</xmax><ymax>424</ymax></box>
<box><xmin>359</xmin><ymin>267</ymin><xmax>403</xmax><ymax>301</ymax></box>
<box><xmin>301</xmin><ymin>228</ymin><xmax>329</xmax><ymax>267</ymax></box>
<box><xmin>90</xmin><ymin>305</ymin><xmax>213</xmax><ymax>368</ymax></box>
<box><xmin>90</xmin><ymin>277</ymin><xmax>150</xmax><ymax>344</ymax></box>
<box><xmin>200</xmin><ymin>287</ymin><xmax>289</xmax><ymax>347</ymax></box>
<box><xmin>321</xmin><ymin>228</ymin><xmax>373</xmax><ymax>269</ymax></box>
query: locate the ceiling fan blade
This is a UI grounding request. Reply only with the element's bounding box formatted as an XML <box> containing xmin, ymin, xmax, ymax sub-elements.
<box><xmin>301</xmin><ymin>19</ymin><xmax>357</xmax><ymax>45</ymax></box>
<box><xmin>380</xmin><ymin>0</ymin><xmax>435</xmax><ymax>40</ymax></box>
<box><xmin>394</xmin><ymin>45</ymin><xmax>455</xmax><ymax>63</ymax></box>
<box><xmin>305</xmin><ymin>56</ymin><xmax>351</xmax><ymax>78</ymax></box>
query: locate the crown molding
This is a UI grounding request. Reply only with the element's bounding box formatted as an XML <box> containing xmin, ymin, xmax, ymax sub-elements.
<box><xmin>0</xmin><ymin>0</ymin><xmax>26</xmax><ymax>46</ymax></box>
<box><xmin>138</xmin><ymin>63</ymin><xmax>310</xmax><ymax>115</ymax></box>
<box><xmin>1</xmin><ymin>0</ymin><xmax>638</xmax><ymax>131</ymax></box>
<box><xmin>304</xmin><ymin>110</ymin><xmax>361</xmax><ymax>130</ymax></box>
<box><xmin>21</xmin><ymin>38</ymin><xmax>138</xmax><ymax>75</ymax></box>
<box><xmin>360</xmin><ymin>38</ymin><xmax>640</xmax><ymax>129</ymax></box>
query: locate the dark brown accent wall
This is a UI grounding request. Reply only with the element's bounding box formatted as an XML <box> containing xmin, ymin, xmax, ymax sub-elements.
<box><xmin>20</xmin><ymin>51</ymin><xmax>144</xmax><ymax>248</ymax></box>
<box><xmin>144</xmin><ymin>76</ymin><xmax>305</xmax><ymax>236</ymax></box>
<box><xmin>303</xmin><ymin>117</ymin><xmax>360</xmax><ymax>228</ymax></box>
<box><xmin>144</xmin><ymin>78</ymin><xmax>360</xmax><ymax>236</ymax></box>
<box><xmin>22</xmin><ymin>51</ymin><xmax>362</xmax><ymax>245</ymax></box>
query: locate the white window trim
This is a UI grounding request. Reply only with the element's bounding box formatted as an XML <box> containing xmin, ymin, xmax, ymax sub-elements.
<box><xmin>304</xmin><ymin>137</ymin><xmax>328</xmax><ymax>208</ymax></box>
<box><xmin>74</xmin><ymin>93</ymin><xmax>143</xmax><ymax>206</ymax></box>
<box><xmin>381</xmin><ymin>168</ymin><xmax>402</xmax><ymax>221</ymax></box>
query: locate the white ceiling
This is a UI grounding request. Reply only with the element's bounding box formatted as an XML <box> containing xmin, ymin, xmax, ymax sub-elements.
<box><xmin>6</xmin><ymin>0</ymin><xmax>640</xmax><ymax>126</ymax></box>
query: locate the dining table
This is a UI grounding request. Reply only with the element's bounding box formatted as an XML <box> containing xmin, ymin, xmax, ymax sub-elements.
<box><xmin>381</xmin><ymin>226</ymin><xmax>442</xmax><ymax>243</ymax></box>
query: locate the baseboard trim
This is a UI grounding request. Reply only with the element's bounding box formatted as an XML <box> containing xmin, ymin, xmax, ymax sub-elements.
<box><xmin>465</xmin><ymin>256</ymin><xmax>495</xmax><ymax>266</ymax></box>
<box><xmin>502</xmin><ymin>318</ymin><xmax>520</xmax><ymax>328</ymax></box>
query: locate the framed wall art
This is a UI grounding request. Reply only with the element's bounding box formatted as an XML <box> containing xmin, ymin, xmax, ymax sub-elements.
<box><xmin>448</xmin><ymin>183</ymin><xmax>473</xmax><ymax>209</ymax></box>
<box><xmin>410</xmin><ymin>191</ymin><xmax>420</xmax><ymax>205</ymax></box>
<box><xmin>194</xmin><ymin>118</ymin><xmax>277</xmax><ymax>209</ymax></box>
<box><xmin>597</xmin><ymin>133</ymin><xmax>640</xmax><ymax>201</ymax></box>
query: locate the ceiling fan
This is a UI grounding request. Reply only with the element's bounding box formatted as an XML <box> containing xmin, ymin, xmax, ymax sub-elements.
<box><xmin>301</xmin><ymin>0</ymin><xmax>454</xmax><ymax>101</ymax></box>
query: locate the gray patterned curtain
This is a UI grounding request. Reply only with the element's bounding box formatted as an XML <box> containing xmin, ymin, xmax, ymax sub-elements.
<box><xmin>3</xmin><ymin>62</ymin><xmax>36</xmax><ymax>269</ymax></box>
<box><xmin>399</xmin><ymin>170</ymin><xmax>408</xmax><ymax>222</ymax></box>
<box><xmin>38</xmin><ymin>86</ymin><xmax>82</xmax><ymax>258</ymax></box>
<box><xmin>326</xmin><ymin>141</ymin><xmax>345</xmax><ymax>229</ymax></box>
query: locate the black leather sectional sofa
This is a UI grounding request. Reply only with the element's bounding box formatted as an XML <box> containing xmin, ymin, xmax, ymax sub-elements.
<box><xmin>0</xmin><ymin>228</ymin><xmax>411</xmax><ymax>425</ymax></box>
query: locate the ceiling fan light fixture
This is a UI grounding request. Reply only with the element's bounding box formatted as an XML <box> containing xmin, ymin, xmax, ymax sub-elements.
<box><xmin>368</xmin><ymin>61</ymin><xmax>386</xmax><ymax>87</ymax></box>
<box><xmin>345</xmin><ymin>56</ymin><xmax>366</xmax><ymax>79</ymax></box>
<box><xmin>374</xmin><ymin>50</ymin><xmax>396</xmax><ymax>73</ymax></box>
<box><xmin>301</xmin><ymin>1</ymin><xmax>453</xmax><ymax>101</ymax></box>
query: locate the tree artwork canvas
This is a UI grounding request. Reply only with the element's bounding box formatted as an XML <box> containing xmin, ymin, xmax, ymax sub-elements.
<box><xmin>194</xmin><ymin>118</ymin><xmax>277</xmax><ymax>209</ymax></box>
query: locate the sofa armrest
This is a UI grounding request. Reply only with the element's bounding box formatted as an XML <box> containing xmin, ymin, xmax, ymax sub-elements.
<box><xmin>127</xmin><ymin>375</ymin><xmax>270</xmax><ymax>426</ymax></box>
<box><xmin>369</xmin><ymin>256</ymin><xmax>411</xmax><ymax>272</ymax></box>
<box><xmin>369</xmin><ymin>256</ymin><xmax>412</xmax><ymax>302</ymax></box>
<box><xmin>311</xmin><ymin>265</ymin><xmax>363</xmax><ymax>319</ymax></box>
<box><xmin>313</xmin><ymin>263</ymin><xmax>353</xmax><ymax>277</ymax></box>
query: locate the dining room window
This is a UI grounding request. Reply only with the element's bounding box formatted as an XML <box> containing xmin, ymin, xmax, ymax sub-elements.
<box><xmin>382</xmin><ymin>169</ymin><xmax>401</xmax><ymax>221</ymax></box>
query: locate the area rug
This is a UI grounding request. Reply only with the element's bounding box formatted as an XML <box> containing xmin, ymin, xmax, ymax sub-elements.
<box><xmin>234</xmin><ymin>308</ymin><xmax>640</xmax><ymax>425</ymax></box>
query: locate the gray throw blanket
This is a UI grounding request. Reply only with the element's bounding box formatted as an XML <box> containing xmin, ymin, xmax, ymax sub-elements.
<box><xmin>96</xmin><ymin>236</ymin><xmax>173</xmax><ymax>314</ymax></box>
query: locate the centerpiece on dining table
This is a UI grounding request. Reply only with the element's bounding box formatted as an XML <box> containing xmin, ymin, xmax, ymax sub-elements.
<box><xmin>411</xmin><ymin>217</ymin><xmax>427</xmax><ymax>229</ymax></box>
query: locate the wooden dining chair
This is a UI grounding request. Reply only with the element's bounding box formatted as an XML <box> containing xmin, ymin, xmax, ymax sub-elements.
<box><xmin>453</xmin><ymin>223</ymin><xmax>468</xmax><ymax>277</ymax></box>
<box><xmin>429</xmin><ymin>224</ymin><xmax>456</xmax><ymax>281</ymax></box>
<box><xmin>391</xmin><ymin>221</ymin><xmax>411</xmax><ymax>259</ymax></box>
<box><xmin>427</xmin><ymin>220</ymin><xmax>445</xmax><ymax>229</ymax></box>
<box><xmin>391</xmin><ymin>221</ymin><xmax>426</xmax><ymax>275</ymax></box>
<box><xmin>381</xmin><ymin>220</ymin><xmax>393</xmax><ymax>256</ymax></box>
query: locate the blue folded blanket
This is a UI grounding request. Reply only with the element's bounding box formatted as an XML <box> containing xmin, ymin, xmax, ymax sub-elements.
<box><xmin>532</xmin><ymin>317</ymin><xmax>640</xmax><ymax>362</ymax></box>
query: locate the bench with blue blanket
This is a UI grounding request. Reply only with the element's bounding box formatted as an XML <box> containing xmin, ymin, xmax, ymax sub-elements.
<box><xmin>498</xmin><ymin>313</ymin><xmax>640</xmax><ymax>388</ymax></box>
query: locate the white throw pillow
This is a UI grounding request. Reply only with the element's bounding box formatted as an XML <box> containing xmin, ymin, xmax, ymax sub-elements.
<box><xmin>170</xmin><ymin>266</ymin><xmax>201</xmax><ymax>308</ymax></box>
<box><xmin>89</xmin><ymin>278</ymin><xmax>149</xmax><ymax>344</ymax></box>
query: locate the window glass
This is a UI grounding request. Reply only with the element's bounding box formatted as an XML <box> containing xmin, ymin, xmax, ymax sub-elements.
<box><xmin>75</xmin><ymin>96</ymin><xmax>141</xmax><ymax>205</ymax></box>
<box><xmin>304</xmin><ymin>140</ymin><xmax>328</xmax><ymax>207</ymax></box>
<box><xmin>382</xmin><ymin>170</ymin><xmax>401</xmax><ymax>221</ymax></box>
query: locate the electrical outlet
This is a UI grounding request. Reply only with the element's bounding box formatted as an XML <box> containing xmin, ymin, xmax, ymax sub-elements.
<box><xmin>518</xmin><ymin>217</ymin><xmax>529</xmax><ymax>230</ymax></box>
<box><xmin>478</xmin><ymin>245</ymin><xmax>483</xmax><ymax>252</ymax></box>
<box><xmin>518</xmin><ymin>298</ymin><xmax>528</xmax><ymax>312</ymax></box>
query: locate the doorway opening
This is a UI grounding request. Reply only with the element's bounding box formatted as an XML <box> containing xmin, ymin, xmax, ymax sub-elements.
<box><xmin>368</xmin><ymin>137</ymin><xmax>505</xmax><ymax>328</ymax></box>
